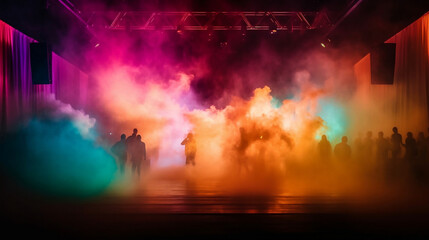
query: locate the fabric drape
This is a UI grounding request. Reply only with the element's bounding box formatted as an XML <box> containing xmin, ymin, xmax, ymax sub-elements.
<box><xmin>0</xmin><ymin>20</ymin><xmax>88</xmax><ymax>133</ymax></box>
<box><xmin>353</xmin><ymin>12</ymin><xmax>429</xmax><ymax>134</ymax></box>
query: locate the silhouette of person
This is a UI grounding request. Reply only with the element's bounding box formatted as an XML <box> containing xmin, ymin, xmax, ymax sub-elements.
<box><xmin>417</xmin><ymin>132</ymin><xmax>427</xmax><ymax>162</ymax></box>
<box><xmin>354</xmin><ymin>132</ymin><xmax>364</xmax><ymax>160</ymax></box>
<box><xmin>363</xmin><ymin>131</ymin><xmax>374</xmax><ymax>161</ymax></box>
<box><xmin>236</xmin><ymin>127</ymin><xmax>250</xmax><ymax>172</ymax></box>
<box><xmin>181</xmin><ymin>133</ymin><xmax>196</xmax><ymax>166</ymax></box>
<box><xmin>318</xmin><ymin>135</ymin><xmax>332</xmax><ymax>159</ymax></box>
<box><xmin>126</xmin><ymin>128</ymin><xmax>138</xmax><ymax>162</ymax></box>
<box><xmin>404</xmin><ymin>132</ymin><xmax>417</xmax><ymax>162</ymax></box>
<box><xmin>391</xmin><ymin>127</ymin><xmax>403</xmax><ymax>161</ymax></box>
<box><xmin>375</xmin><ymin>132</ymin><xmax>390</xmax><ymax>174</ymax></box>
<box><xmin>376</xmin><ymin>132</ymin><xmax>389</xmax><ymax>161</ymax></box>
<box><xmin>426</xmin><ymin>128</ymin><xmax>429</xmax><ymax>161</ymax></box>
<box><xmin>111</xmin><ymin>134</ymin><xmax>127</xmax><ymax>174</ymax></box>
<box><xmin>131</xmin><ymin>135</ymin><xmax>146</xmax><ymax>177</ymax></box>
<box><xmin>427</xmin><ymin>128</ymin><xmax>429</xmax><ymax>142</ymax></box>
<box><xmin>416</xmin><ymin>132</ymin><xmax>428</xmax><ymax>181</ymax></box>
<box><xmin>126</xmin><ymin>128</ymin><xmax>138</xmax><ymax>146</ymax></box>
<box><xmin>334</xmin><ymin>136</ymin><xmax>351</xmax><ymax>160</ymax></box>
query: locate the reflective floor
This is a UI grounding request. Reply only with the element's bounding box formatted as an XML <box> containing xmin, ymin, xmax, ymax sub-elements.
<box><xmin>101</xmin><ymin>179</ymin><xmax>352</xmax><ymax>214</ymax></box>
<box><xmin>2</xmin><ymin>172</ymin><xmax>429</xmax><ymax>238</ymax></box>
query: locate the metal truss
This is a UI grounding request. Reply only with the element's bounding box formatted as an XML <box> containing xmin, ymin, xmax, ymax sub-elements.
<box><xmin>86</xmin><ymin>11</ymin><xmax>332</xmax><ymax>31</ymax></box>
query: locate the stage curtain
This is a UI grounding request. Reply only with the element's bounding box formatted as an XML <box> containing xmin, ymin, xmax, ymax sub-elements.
<box><xmin>353</xmin><ymin>12</ymin><xmax>429</xmax><ymax>134</ymax></box>
<box><xmin>0</xmin><ymin>19</ymin><xmax>88</xmax><ymax>133</ymax></box>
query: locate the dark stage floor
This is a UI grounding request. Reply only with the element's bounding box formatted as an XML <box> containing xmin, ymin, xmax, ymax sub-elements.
<box><xmin>2</xmin><ymin>176</ymin><xmax>429</xmax><ymax>239</ymax></box>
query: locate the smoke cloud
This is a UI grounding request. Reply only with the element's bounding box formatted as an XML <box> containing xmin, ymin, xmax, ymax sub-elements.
<box><xmin>6</xmin><ymin>1</ymin><xmax>429</xmax><ymax>201</ymax></box>
<box><xmin>0</xmin><ymin>96</ymin><xmax>116</xmax><ymax>197</ymax></box>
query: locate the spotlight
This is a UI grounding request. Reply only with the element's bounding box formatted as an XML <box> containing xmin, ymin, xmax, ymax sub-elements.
<box><xmin>268</xmin><ymin>14</ymin><xmax>278</xmax><ymax>35</ymax></box>
<box><xmin>320</xmin><ymin>38</ymin><xmax>331</xmax><ymax>48</ymax></box>
<box><xmin>207</xmin><ymin>25</ymin><xmax>214</xmax><ymax>41</ymax></box>
<box><xmin>241</xmin><ymin>22</ymin><xmax>247</xmax><ymax>36</ymax></box>
<box><xmin>269</xmin><ymin>23</ymin><xmax>277</xmax><ymax>34</ymax></box>
<box><xmin>219</xmin><ymin>31</ymin><xmax>228</xmax><ymax>47</ymax></box>
<box><xmin>176</xmin><ymin>25</ymin><xmax>184</xmax><ymax>34</ymax></box>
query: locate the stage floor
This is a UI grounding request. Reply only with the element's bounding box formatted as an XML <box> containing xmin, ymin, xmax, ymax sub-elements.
<box><xmin>2</xmin><ymin>175</ymin><xmax>429</xmax><ymax>238</ymax></box>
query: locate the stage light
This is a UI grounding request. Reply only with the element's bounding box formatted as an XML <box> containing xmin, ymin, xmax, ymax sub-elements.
<box><xmin>241</xmin><ymin>22</ymin><xmax>247</xmax><ymax>36</ymax></box>
<box><xmin>207</xmin><ymin>25</ymin><xmax>214</xmax><ymax>41</ymax></box>
<box><xmin>320</xmin><ymin>38</ymin><xmax>331</xmax><ymax>48</ymax></box>
<box><xmin>219</xmin><ymin>30</ymin><xmax>228</xmax><ymax>47</ymax></box>
<box><xmin>90</xmin><ymin>37</ymin><xmax>101</xmax><ymax>48</ymax></box>
<box><xmin>176</xmin><ymin>25</ymin><xmax>184</xmax><ymax>34</ymax></box>
<box><xmin>269</xmin><ymin>23</ymin><xmax>277</xmax><ymax>34</ymax></box>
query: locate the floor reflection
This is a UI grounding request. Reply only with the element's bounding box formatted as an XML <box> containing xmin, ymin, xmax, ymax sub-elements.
<box><xmin>103</xmin><ymin>178</ymin><xmax>351</xmax><ymax>214</ymax></box>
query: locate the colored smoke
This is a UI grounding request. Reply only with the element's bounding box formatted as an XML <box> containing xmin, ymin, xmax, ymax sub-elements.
<box><xmin>0</xmin><ymin>96</ymin><xmax>116</xmax><ymax>197</ymax></box>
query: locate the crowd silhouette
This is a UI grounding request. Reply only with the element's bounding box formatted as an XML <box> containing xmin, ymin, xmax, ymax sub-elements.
<box><xmin>111</xmin><ymin>128</ymin><xmax>147</xmax><ymax>177</ymax></box>
<box><xmin>318</xmin><ymin>127</ymin><xmax>429</xmax><ymax>182</ymax></box>
<box><xmin>110</xmin><ymin>126</ymin><xmax>429</xmax><ymax>184</ymax></box>
<box><xmin>110</xmin><ymin>129</ymin><xmax>198</xmax><ymax>176</ymax></box>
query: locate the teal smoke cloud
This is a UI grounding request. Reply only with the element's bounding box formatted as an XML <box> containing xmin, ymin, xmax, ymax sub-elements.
<box><xmin>0</xmin><ymin>117</ymin><xmax>117</xmax><ymax>197</ymax></box>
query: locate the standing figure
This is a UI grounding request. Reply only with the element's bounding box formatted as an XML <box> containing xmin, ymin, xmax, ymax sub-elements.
<box><xmin>403</xmin><ymin>132</ymin><xmax>417</xmax><ymax>162</ymax></box>
<box><xmin>131</xmin><ymin>135</ymin><xmax>146</xmax><ymax>177</ymax></box>
<box><xmin>126</xmin><ymin>128</ymin><xmax>138</xmax><ymax>162</ymax></box>
<box><xmin>236</xmin><ymin>127</ymin><xmax>250</xmax><ymax>173</ymax></box>
<box><xmin>318</xmin><ymin>135</ymin><xmax>332</xmax><ymax>160</ymax></box>
<box><xmin>417</xmin><ymin>132</ymin><xmax>427</xmax><ymax>162</ymax></box>
<box><xmin>181</xmin><ymin>133</ymin><xmax>197</xmax><ymax>166</ymax></box>
<box><xmin>353</xmin><ymin>132</ymin><xmax>364</xmax><ymax>160</ymax></box>
<box><xmin>126</xmin><ymin>128</ymin><xmax>138</xmax><ymax>146</ymax></box>
<box><xmin>376</xmin><ymin>131</ymin><xmax>390</xmax><ymax>175</ymax></box>
<box><xmin>363</xmin><ymin>131</ymin><xmax>374</xmax><ymax>161</ymax></box>
<box><xmin>391</xmin><ymin>127</ymin><xmax>403</xmax><ymax>161</ymax></box>
<box><xmin>334</xmin><ymin>136</ymin><xmax>352</xmax><ymax>160</ymax></box>
<box><xmin>111</xmin><ymin>134</ymin><xmax>127</xmax><ymax>174</ymax></box>
<box><xmin>376</xmin><ymin>132</ymin><xmax>389</xmax><ymax>162</ymax></box>
<box><xmin>416</xmin><ymin>132</ymin><xmax>428</xmax><ymax>180</ymax></box>
<box><xmin>427</xmin><ymin>128</ymin><xmax>429</xmax><ymax>162</ymax></box>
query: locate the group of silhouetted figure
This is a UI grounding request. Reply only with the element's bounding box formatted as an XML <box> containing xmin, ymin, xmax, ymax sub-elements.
<box><xmin>111</xmin><ymin>129</ymin><xmax>197</xmax><ymax>176</ymax></box>
<box><xmin>318</xmin><ymin>127</ymin><xmax>429</xmax><ymax>181</ymax></box>
<box><xmin>111</xmin><ymin>128</ymin><xmax>147</xmax><ymax>177</ymax></box>
<box><xmin>110</xmin><ymin>126</ymin><xmax>429</xmax><ymax>182</ymax></box>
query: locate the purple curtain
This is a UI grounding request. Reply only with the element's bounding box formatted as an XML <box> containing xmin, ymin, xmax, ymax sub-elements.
<box><xmin>0</xmin><ymin>19</ymin><xmax>88</xmax><ymax>133</ymax></box>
